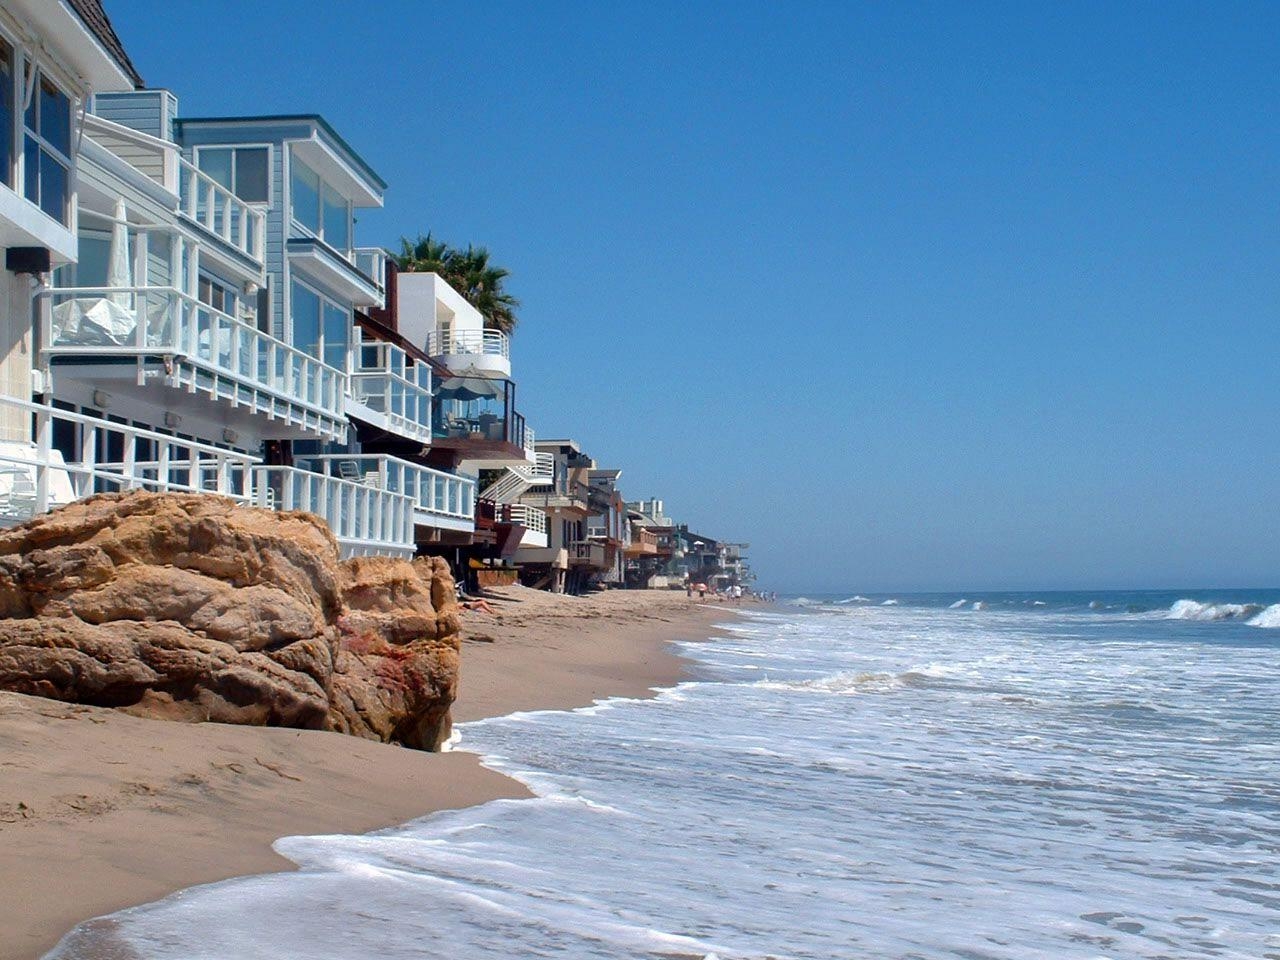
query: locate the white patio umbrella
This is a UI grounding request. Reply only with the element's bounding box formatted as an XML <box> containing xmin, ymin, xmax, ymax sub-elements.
<box><xmin>107</xmin><ymin>198</ymin><xmax>132</xmax><ymax>308</ymax></box>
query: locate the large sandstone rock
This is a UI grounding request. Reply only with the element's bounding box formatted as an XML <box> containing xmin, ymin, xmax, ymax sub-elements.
<box><xmin>0</xmin><ymin>492</ymin><xmax>460</xmax><ymax>749</ymax></box>
<box><xmin>328</xmin><ymin>556</ymin><xmax>461</xmax><ymax>750</ymax></box>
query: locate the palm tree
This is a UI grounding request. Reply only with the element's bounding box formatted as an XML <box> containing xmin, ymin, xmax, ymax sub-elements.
<box><xmin>396</xmin><ymin>234</ymin><xmax>520</xmax><ymax>334</ymax></box>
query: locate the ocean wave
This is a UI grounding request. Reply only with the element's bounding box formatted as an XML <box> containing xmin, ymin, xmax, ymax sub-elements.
<box><xmin>972</xmin><ymin>601</ymin><xmax>987</xmax><ymax>611</ymax></box>
<box><xmin>755</xmin><ymin>666</ymin><xmax>956</xmax><ymax>696</ymax></box>
<box><xmin>1166</xmin><ymin>599</ymin><xmax>1265</xmax><ymax>622</ymax></box>
<box><xmin>1248</xmin><ymin>604</ymin><xmax>1280</xmax><ymax>629</ymax></box>
<box><xmin>949</xmin><ymin>599</ymin><xmax>968</xmax><ymax>609</ymax></box>
<box><xmin>880</xmin><ymin>599</ymin><xmax>899</xmax><ymax>606</ymax></box>
<box><xmin>836</xmin><ymin>595</ymin><xmax>873</xmax><ymax>604</ymax></box>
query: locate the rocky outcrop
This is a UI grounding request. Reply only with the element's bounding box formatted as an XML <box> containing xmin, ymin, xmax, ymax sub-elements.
<box><xmin>329</xmin><ymin>556</ymin><xmax>461</xmax><ymax>750</ymax></box>
<box><xmin>0</xmin><ymin>492</ymin><xmax>460</xmax><ymax>749</ymax></box>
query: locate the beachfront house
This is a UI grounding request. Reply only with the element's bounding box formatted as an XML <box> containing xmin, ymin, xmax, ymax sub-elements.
<box><xmin>0</xmin><ymin>3</ymin><xmax>479</xmax><ymax>564</ymax></box>
<box><xmin>374</xmin><ymin>264</ymin><xmax>544</xmax><ymax>582</ymax></box>
<box><xmin>0</xmin><ymin>0</ymin><xmax>141</xmax><ymax>512</ymax></box>
<box><xmin>512</xmin><ymin>439</ymin><xmax>601</xmax><ymax>593</ymax></box>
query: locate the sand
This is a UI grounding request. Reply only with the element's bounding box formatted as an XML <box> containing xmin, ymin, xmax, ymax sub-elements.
<box><xmin>0</xmin><ymin>587</ymin><xmax>734</xmax><ymax>960</ymax></box>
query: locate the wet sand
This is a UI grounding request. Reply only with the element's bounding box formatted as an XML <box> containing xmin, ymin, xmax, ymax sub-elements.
<box><xmin>1</xmin><ymin>587</ymin><xmax>733</xmax><ymax>959</ymax></box>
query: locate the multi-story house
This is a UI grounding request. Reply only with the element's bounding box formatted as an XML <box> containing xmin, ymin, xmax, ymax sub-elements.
<box><xmin>512</xmin><ymin>438</ymin><xmax>604</xmax><ymax>593</ymax></box>
<box><xmin>376</xmin><ymin>264</ymin><xmax>545</xmax><ymax>580</ymax></box>
<box><xmin>0</xmin><ymin>0</ymin><xmax>141</xmax><ymax>514</ymax></box>
<box><xmin>2</xmin><ymin>8</ymin><xmax>477</xmax><ymax>562</ymax></box>
<box><xmin>625</xmin><ymin>497</ymin><xmax>682</xmax><ymax>588</ymax></box>
<box><xmin>586</xmin><ymin>467</ymin><xmax>627</xmax><ymax>584</ymax></box>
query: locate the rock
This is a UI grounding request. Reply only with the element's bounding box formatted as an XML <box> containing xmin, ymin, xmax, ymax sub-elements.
<box><xmin>0</xmin><ymin>491</ymin><xmax>461</xmax><ymax>749</ymax></box>
<box><xmin>328</xmin><ymin>555</ymin><xmax>461</xmax><ymax>750</ymax></box>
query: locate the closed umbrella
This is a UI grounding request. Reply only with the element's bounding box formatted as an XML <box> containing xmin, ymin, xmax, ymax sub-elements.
<box><xmin>107</xmin><ymin>198</ymin><xmax>132</xmax><ymax>309</ymax></box>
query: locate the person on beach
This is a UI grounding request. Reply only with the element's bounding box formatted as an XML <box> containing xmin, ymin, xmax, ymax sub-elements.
<box><xmin>698</xmin><ymin>583</ymin><xmax>707</xmax><ymax>601</ymax></box>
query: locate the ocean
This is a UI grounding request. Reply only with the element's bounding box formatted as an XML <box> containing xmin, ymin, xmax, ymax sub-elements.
<box><xmin>48</xmin><ymin>591</ymin><xmax>1280</xmax><ymax>959</ymax></box>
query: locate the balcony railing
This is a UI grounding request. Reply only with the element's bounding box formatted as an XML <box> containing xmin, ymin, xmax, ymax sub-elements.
<box><xmin>177</xmin><ymin>159</ymin><xmax>265</xmax><ymax>262</ymax></box>
<box><xmin>354</xmin><ymin>248</ymin><xmax>387</xmax><ymax>291</ymax></box>
<box><xmin>350</xmin><ymin>338</ymin><xmax>433</xmax><ymax>443</ymax></box>
<box><xmin>426</xmin><ymin>329</ymin><xmax>510</xmax><ymax>360</ymax></box>
<box><xmin>569</xmin><ymin>539</ymin><xmax>607</xmax><ymax>567</ymax></box>
<box><xmin>296</xmin><ymin>455</ymin><xmax>476</xmax><ymax>527</ymax></box>
<box><xmin>0</xmin><ymin>396</ymin><xmax>260</xmax><ymax>522</ymax></box>
<box><xmin>251</xmin><ymin>466</ymin><xmax>414</xmax><ymax>558</ymax></box>
<box><xmin>506</xmin><ymin>503</ymin><xmax>548</xmax><ymax>536</ymax></box>
<box><xmin>41</xmin><ymin>286</ymin><xmax>348</xmax><ymax>438</ymax></box>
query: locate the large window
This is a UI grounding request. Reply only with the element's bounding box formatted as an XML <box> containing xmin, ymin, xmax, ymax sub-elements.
<box><xmin>290</xmin><ymin>156</ymin><xmax>350</xmax><ymax>253</ymax></box>
<box><xmin>291</xmin><ymin>279</ymin><xmax>349</xmax><ymax>371</ymax></box>
<box><xmin>23</xmin><ymin>70</ymin><xmax>71</xmax><ymax>224</ymax></box>
<box><xmin>0</xmin><ymin>38</ymin><xmax>12</xmax><ymax>189</ymax></box>
<box><xmin>196</xmin><ymin>146</ymin><xmax>269</xmax><ymax>203</ymax></box>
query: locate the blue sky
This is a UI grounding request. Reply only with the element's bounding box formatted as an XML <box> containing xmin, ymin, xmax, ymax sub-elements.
<box><xmin>108</xmin><ymin>1</ymin><xmax>1280</xmax><ymax>592</ymax></box>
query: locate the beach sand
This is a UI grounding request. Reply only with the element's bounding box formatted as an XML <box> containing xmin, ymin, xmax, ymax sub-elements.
<box><xmin>1</xmin><ymin>587</ymin><xmax>731</xmax><ymax>960</ymax></box>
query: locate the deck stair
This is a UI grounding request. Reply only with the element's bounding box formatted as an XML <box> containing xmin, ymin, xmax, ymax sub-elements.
<box><xmin>478</xmin><ymin>452</ymin><xmax>554</xmax><ymax>504</ymax></box>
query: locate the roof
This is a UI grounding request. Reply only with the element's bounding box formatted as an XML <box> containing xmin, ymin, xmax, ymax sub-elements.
<box><xmin>67</xmin><ymin>0</ymin><xmax>144</xmax><ymax>87</ymax></box>
<box><xmin>174</xmin><ymin>114</ymin><xmax>387</xmax><ymax>190</ymax></box>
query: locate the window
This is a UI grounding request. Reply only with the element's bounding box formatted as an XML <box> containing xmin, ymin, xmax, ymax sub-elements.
<box><xmin>291</xmin><ymin>156</ymin><xmax>350</xmax><ymax>252</ymax></box>
<box><xmin>0</xmin><ymin>37</ymin><xmax>12</xmax><ymax>189</ymax></box>
<box><xmin>198</xmin><ymin>275</ymin><xmax>236</xmax><ymax>315</ymax></box>
<box><xmin>197</xmin><ymin>146</ymin><xmax>269</xmax><ymax>203</ymax></box>
<box><xmin>291</xmin><ymin>279</ymin><xmax>349</xmax><ymax>370</ymax></box>
<box><xmin>291</xmin><ymin>159</ymin><xmax>320</xmax><ymax>234</ymax></box>
<box><xmin>23</xmin><ymin>71</ymin><xmax>71</xmax><ymax>224</ymax></box>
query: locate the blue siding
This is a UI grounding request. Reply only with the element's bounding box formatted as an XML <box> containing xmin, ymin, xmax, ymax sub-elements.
<box><xmin>91</xmin><ymin>90</ymin><xmax>178</xmax><ymax>141</ymax></box>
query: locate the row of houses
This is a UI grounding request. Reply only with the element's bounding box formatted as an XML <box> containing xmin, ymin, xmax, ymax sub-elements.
<box><xmin>0</xmin><ymin>1</ymin><xmax>751</xmax><ymax>594</ymax></box>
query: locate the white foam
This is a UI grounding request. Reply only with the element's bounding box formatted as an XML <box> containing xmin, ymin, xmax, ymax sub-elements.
<box><xmin>880</xmin><ymin>599</ymin><xmax>899</xmax><ymax>606</ymax></box>
<box><xmin>1166</xmin><ymin>599</ymin><xmax>1265</xmax><ymax>622</ymax></box>
<box><xmin>971</xmin><ymin>600</ymin><xmax>987</xmax><ymax>611</ymax></box>
<box><xmin>949</xmin><ymin>599</ymin><xmax>968</xmax><ymax>609</ymax></box>
<box><xmin>1247</xmin><ymin>603</ymin><xmax>1280</xmax><ymax>628</ymax></box>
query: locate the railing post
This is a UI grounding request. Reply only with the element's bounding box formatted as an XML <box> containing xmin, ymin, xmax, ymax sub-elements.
<box><xmin>158</xmin><ymin>438</ymin><xmax>171</xmax><ymax>492</ymax></box>
<box><xmin>34</xmin><ymin>403</ymin><xmax>51</xmax><ymax>513</ymax></box>
<box><xmin>121</xmin><ymin>427</ymin><xmax>137</xmax><ymax>491</ymax></box>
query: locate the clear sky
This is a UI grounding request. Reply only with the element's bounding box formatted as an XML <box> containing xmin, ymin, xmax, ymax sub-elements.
<box><xmin>107</xmin><ymin>1</ymin><xmax>1279</xmax><ymax>593</ymax></box>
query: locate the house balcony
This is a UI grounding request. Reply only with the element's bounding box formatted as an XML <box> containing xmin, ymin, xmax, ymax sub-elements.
<box><xmin>521</xmin><ymin>477</ymin><xmax>592</xmax><ymax>517</ymax></box>
<box><xmin>40</xmin><ymin>286</ymin><xmax>349</xmax><ymax>443</ymax></box>
<box><xmin>287</xmin><ymin>236</ymin><xmax>384</xmax><ymax>308</ymax></box>
<box><xmin>295</xmin><ymin>455</ymin><xmax>475</xmax><ymax>534</ymax></box>
<box><xmin>0</xmin><ymin>398</ymin><xmax>412</xmax><ymax>558</ymax></box>
<box><xmin>505</xmin><ymin>503</ymin><xmax>549</xmax><ymax>549</ymax></box>
<box><xmin>347</xmin><ymin>339</ymin><xmax>433</xmax><ymax>445</ymax></box>
<box><xmin>430</xmin><ymin>377</ymin><xmax>532</xmax><ymax>468</ymax></box>
<box><xmin>426</xmin><ymin>329</ymin><xmax>511</xmax><ymax>379</ymax></box>
<box><xmin>250</xmin><ymin>466</ymin><xmax>414</xmax><ymax>559</ymax></box>
<box><xmin>625</xmin><ymin>528</ymin><xmax>661</xmax><ymax>557</ymax></box>
<box><xmin>568</xmin><ymin>539</ymin><xmax>607</xmax><ymax>568</ymax></box>
<box><xmin>177</xmin><ymin>158</ymin><xmax>265</xmax><ymax>265</ymax></box>
<box><xmin>0</xmin><ymin>395</ymin><xmax>260</xmax><ymax>524</ymax></box>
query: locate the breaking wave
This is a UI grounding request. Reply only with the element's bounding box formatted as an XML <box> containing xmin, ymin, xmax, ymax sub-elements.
<box><xmin>1248</xmin><ymin>604</ymin><xmax>1280</xmax><ymax>629</ymax></box>
<box><xmin>1166</xmin><ymin>599</ymin><xmax>1265</xmax><ymax>622</ymax></box>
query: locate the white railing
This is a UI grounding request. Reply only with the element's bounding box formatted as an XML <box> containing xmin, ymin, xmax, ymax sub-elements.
<box><xmin>530</xmin><ymin>451</ymin><xmax>554</xmax><ymax>484</ymax></box>
<box><xmin>426</xmin><ymin>328</ymin><xmax>510</xmax><ymax>360</ymax></box>
<box><xmin>41</xmin><ymin>286</ymin><xmax>349</xmax><ymax>433</ymax></box>
<box><xmin>523</xmin><ymin>424</ymin><xmax>536</xmax><ymax>459</ymax></box>
<box><xmin>251</xmin><ymin>466</ymin><xmax>415</xmax><ymax>558</ymax></box>
<box><xmin>177</xmin><ymin>159</ymin><xmax>265</xmax><ymax>262</ymax></box>
<box><xmin>587</xmin><ymin>524</ymin><xmax>608</xmax><ymax>539</ymax></box>
<box><xmin>296</xmin><ymin>455</ymin><xmax>476</xmax><ymax>526</ymax></box>
<box><xmin>354</xmin><ymin>248</ymin><xmax>387</xmax><ymax>290</ymax></box>
<box><xmin>0</xmin><ymin>395</ymin><xmax>260</xmax><ymax>522</ymax></box>
<box><xmin>349</xmin><ymin>337</ymin><xmax>433</xmax><ymax>443</ymax></box>
<box><xmin>507</xmin><ymin>503</ymin><xmax>548</xmax><ymax>535</ymax></box>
